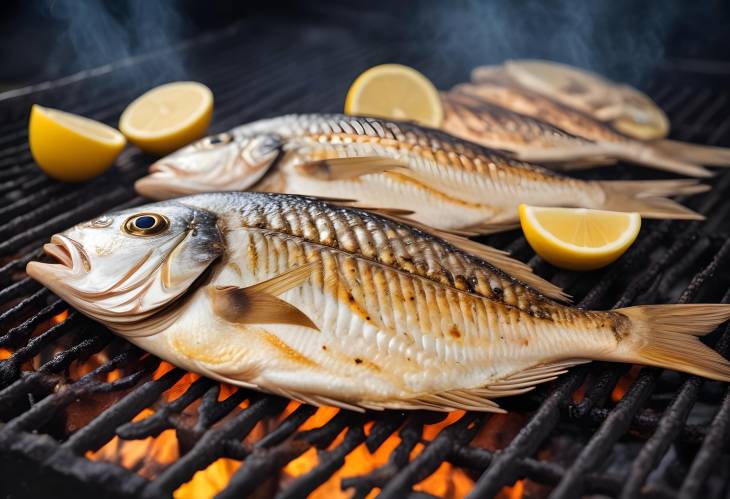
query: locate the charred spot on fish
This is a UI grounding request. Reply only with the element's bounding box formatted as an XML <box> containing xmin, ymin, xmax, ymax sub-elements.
<box><xmin>355</xmin><ymin>358</ymin><xmax>363</xmax><ymax>364</ymax></box>
<box><xmin>467</xmin><ymin>276</ymin><xmax>479</xmax><ymax>290</ymax></box>
<box><xmin>448</xmin><ymin>325</ymin><xmax>461</xmax><ymax>339</ymax></box>
<box><xmin>609</xmin><ymin>312</ymin><xmax>632</xmax><ymax>342</ymax></box>
<box><xmin>322</xmin><ymin>345</ymin><xmax>327</xmax><ymax>351</ymax></box>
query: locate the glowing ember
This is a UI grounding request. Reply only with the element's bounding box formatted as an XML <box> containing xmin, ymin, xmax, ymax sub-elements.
<box><xmin>500</xmin><ymin>479</ymin><xmax>525</xmax><ymax>499</ymax></box>
<box><xmin>0</xmin><ymin>348</ymin><xmax>11</xmax><ymax>361</ymax></box>
<box><xmin>52</xmin><ymin>310</ymin><xmax>69</xmax><ymax>324</ymax></box>
<box><xmin>612</xmin><ymin>366</ymin><xmax>642</xmax><ymax>402</ymax></box>
<box><xmin>152</xmin><ymin>361</ymin><xmax>176</xmax><ymax>380</ymax></box>
<box><xmin>106</xmin><ymin>369</ymin><xmax>122</xmax><ymax>382</ymax></box>
<box><xmin>413</xmin><ymin>461</ymin><xmax>474</xmax><ymax>498</ymax></box>
<box><xmin>164</xmin><ymin>372</ymin><xmax>201</xmax><ymax>402</ymax></box>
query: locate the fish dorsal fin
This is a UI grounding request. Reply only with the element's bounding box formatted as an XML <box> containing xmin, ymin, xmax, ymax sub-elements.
<box><xmin>434</xmin><ymin>231</ymin><xmax>571</xmax><ymax>303</ymax></box>
<box><xmin>210</xmin><ymin>262</ymin><xmax>319</xmax><ymax>330</ymax></box>
<box><xmin>296</xmin><ymin>156</ymin><xmax>410</xmax><ymax>181</ymax></box>
<box><xmin>485</xmin><ymin>359</ymin><xmax>590</xmax><ymax>392</ymax></box>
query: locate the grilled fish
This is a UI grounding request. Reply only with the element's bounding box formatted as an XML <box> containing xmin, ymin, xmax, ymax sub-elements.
<box><xmin>135</xmin><ymin>114</ymin><xmax>706</xmax><ymax>234</ymax></box>
<box><xmin>447</xmin><ymin>79</ymin><xmax>730</xmax><ymax>177</ymax></box>
<box><xmin>26</xmin><ymin>193</ymin><xmax>730</xmax><ymax>412</ymax></box>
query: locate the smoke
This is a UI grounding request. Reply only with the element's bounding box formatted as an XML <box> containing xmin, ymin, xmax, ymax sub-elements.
<box><xmin>37</xmin><ymin>0</ymin><xmax>192</xmax><ymax>84</ymax></box>
<box><xmin>405</xmin><ymin>0</ymin><xmax>686</xmax><ymax>87</ymax></box>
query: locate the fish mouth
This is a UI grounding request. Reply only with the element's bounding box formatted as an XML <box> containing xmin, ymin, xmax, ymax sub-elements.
<box><xmin>136</xmin><ymin>161</ymin><xmax>222</xmax><ymax>200</ymax></box>
<box><xmin>43</xmin><ymin>239</ymin><xmax>73</xmax><ymax>269</ymax></box>
<box><xmin>37</xmin><ymin>235</ymin><xmax>90</xmax><ymax>273</ymax></box>
<box><xmin>148</xmin><ymin>161</ymin><xmax>188</xmax><ymax>177</ymax></box>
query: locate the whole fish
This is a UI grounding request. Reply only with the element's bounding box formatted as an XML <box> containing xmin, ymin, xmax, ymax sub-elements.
<box><xmin>27</xmin><ymin>193</ymin><xmax>730</xmax><ymax>412</ymax></box>
<box><xmin>449</xmin><ymin>80</ymin><xmax>730</xmax><ymax>176</ymax></box>
<box><xmin>135</xmin><ymin>114</ymin><xmax>706</xmax><ymax>234</ymax></box>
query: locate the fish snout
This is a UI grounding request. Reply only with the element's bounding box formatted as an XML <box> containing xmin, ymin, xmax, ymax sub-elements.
<box><xmin>28</xmin><ymin>234</ymin><xmax>90</xmax><ymax>282</ymax></box>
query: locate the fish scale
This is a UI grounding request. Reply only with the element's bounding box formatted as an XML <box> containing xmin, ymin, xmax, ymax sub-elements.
<box><xmin>230</xmin><ymin>193</ymin><xmax>546</xmax><ymax>312</ymax></box>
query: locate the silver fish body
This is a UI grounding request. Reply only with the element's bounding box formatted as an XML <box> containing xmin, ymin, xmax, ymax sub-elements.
<box><xmin>27</xmin><ymin>193</ymin><xmax>730</xmax><ymax>411</ymax></box>
<box><xmin>136</xmin><ymin>114</ymin><xmax>706</xmax><ymax>232</ymax></box>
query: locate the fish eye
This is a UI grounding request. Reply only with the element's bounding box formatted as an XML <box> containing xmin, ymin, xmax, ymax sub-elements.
<box><xmin>202</xmin><ymin>133</ymin><xmax>232</xmax><ymax>148</ymax></box>
<box><xmin>123</xmin><ymin>213</ymin><xmax>169</xmax><ymax>236</ymax></box>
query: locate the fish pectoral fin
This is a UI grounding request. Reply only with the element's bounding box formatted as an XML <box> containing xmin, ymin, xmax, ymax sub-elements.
<box><xmin>349</xmin><ymin>206</ymin><xmax>416</xmax><ymax>217</ymax></box>
<box><xmin>210</xmin><ymin>261</ymin><xmax>319</xmax><ymax>330</ymax></box>
<box><xmin>296</xmin><ymin>156</ymin><xmax>410</xmax><ymax>181</ymax></box>
<box><xmin>462</xmin><ymin>220</ymin><xmax>521</xmax><ymax>235</ymax></box>
<box><xmin>486</xmin><ymin>359</ymin><xmax>591</xmax><ymax>392</ymax></box>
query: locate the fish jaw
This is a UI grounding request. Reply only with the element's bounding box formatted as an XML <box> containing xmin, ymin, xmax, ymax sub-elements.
<box><xmin>27</xmin><ymin>234</ymin><xmax>91</xmax><ymax>297</ymax></box>
<box><xmin>135</xmin><ymin>166</ymin><xmax>205</xmax><ymax>200</ymax></box>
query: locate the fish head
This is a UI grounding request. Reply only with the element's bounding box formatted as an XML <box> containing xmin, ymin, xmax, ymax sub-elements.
<box><xmin>26</xmin><ymin>201</ymin><xmax>224</xmax><ymax>333</ymax></box>
<box><xmin>135</xmin><ymin>131</ymin><xmax>282</xmax><ymax>200</ymax></box>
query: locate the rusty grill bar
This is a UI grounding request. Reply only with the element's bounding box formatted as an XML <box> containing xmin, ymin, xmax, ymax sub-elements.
<box><xmin>1</xmin><ymin>20</ymin><xmax>730</xmax><ymax>499</ymax></box>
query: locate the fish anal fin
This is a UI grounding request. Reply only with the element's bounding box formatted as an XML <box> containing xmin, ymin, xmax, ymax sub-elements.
<box><xmin>485</xmin><ymin>359</ymin><xmax>590</xmax><ymax>393</ymax></box>
<box><xmin>296</xmin><ymin>156</ymin><xmax>409</xmax><ymax>181</ymax></box>
<box><xmin>210</xmin><ymin>262</ymin><xmax>319</xmax><ymax>330</ymax></box>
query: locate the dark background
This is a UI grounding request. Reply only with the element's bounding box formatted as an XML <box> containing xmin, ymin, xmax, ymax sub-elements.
<box><xmin>2</xmin><ymin>0</ymin><xmax>730</xmax><ymax>93</ymax></box>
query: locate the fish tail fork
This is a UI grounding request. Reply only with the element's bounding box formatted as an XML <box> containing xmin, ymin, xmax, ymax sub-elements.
<box><xmin>597</xmin><ymin>179</ymin><xmax>708</xmax><ymax>220</ymax></box>
<box><xmin>609</xmin><ymin>304</ymin><xmax>730</xmax><ymax>382</ymax></box>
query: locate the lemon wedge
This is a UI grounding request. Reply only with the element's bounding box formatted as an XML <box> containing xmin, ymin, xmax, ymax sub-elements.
<box><xmin>28</xmin><ymin>105</ymin><xmax>126</xmax><ymax>182</ymax></box>
<box><xmin>345</xmin><ymin>64</ymin><xmax>443</xmax><ymax>127</ymax></box>
<box><xmin>120</xmin><ymin>81</ymin><xmax>213</xmax><ymax>155</ymax></box>
<box><xmin>519</xmin><ymin>204</ymin><xmax>641</xmax><ymax>271</ymax></box>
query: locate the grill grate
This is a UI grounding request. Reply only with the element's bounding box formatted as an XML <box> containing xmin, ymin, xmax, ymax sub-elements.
<box><xmin>1</xmin><ymin>20</ymin><xmax>730</xmax><ymax>499</ymax></box>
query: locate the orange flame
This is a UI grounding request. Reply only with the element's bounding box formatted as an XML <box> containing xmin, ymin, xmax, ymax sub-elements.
<box><xmin>87</xmin><ymin>408</ymin><xmax>179</xmax><ymax>479</ymax></box>
<box><xmin>500</xmin><ymin>479</ymin><xmax>525</xmax><ymax>499</ymax></box>
<box><xmin>174</xmin><ymin>458</ymin><xmax>241</xmax><ymax>499</ymax></box>
<box><xmin>0</xmin><ymin>348</ymin><xmax>11</xmax><ymax>361</ymax></box>
<box><xmin>83</xmin><ymin>374</ymin><xmax>492</xmax><ymax>498</ymax></box>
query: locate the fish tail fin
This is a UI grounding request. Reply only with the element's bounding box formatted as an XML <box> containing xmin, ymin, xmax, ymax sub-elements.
<box><xmin>615</xmin><ymin>143</ymin><xmax>714</xmax><ymax>177</ymax></box>
<box><xmin>612</xmin><ymin>304</ymin><xmax>730</xmax><ymax>381</ymax></box>
<box><xmin>651</xmin><ymin>139</ymin><xmax>730</xmax><ymax>167</ymax></box>
<box><xmin>598</xmin><ymin>179</ymin><xmax>707</xmax><ymax>220</ymax></box>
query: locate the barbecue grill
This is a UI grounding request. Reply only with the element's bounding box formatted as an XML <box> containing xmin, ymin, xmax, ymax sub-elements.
<box><xmin>1</xmin><ymin>17</ymin><xmax>730</xmax><ymax>499</ymax></box>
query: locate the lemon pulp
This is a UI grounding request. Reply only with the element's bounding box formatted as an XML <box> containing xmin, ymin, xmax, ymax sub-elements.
<box><xmin>119</xmin><ymin>81</ymin><xmax>213</xmax><ymax>155</ymax></box>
